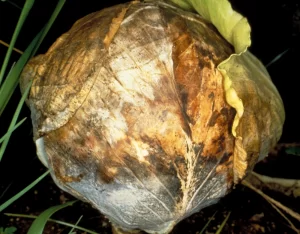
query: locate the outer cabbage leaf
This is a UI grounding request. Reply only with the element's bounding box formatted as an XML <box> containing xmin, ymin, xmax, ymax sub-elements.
<box><xmin>170</xmin><ymin>0</ymin><xmax>285</xmax><ymax>181</ymax></box>
<box><xmin>170</xmin><ymin>0</ymin><xmax>251</xmax><ymax>53</ymax></box>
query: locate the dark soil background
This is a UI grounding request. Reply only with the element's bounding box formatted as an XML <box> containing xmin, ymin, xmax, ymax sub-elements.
<box><xmin>0</xmin><ymin>0</ymin><xmax>300</xmax><ymax>233</ymax></box>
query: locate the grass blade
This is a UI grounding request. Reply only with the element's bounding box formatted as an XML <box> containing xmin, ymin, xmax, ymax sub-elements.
<box><xmin>0</xmin><ymin>182</ymin><xmax>12</xmax><ymax>200</ymax></box>
<box><xmin>0</xmin><ymin>170</ymin><xmax>50</xmax><ymax>212</ymax></box>
<box><xmin>0</xmin><ymin>40</ymin><xmax>23</xmax><ymax>54</ymax></box>
<box><xmin>5</xmin><ymin>213</ymin><xmax>98</xmax><ymax>234</ymax></box>
<box><xmin>68</xmin><ymin>215</ymin><xmax>83</xmax><ymax>234</ymax></box>
<box><xmin>0</xmin><ymin>82</ymin><xmax>31</xmax><ymax>161</ymax></box>
<box><xmin>285</xmin><ymin>147</ymin><xmax>300</xmax><ymax>156</ymax></box>
<box><xmin>32</xmin><ymin>0</ymin><xmax>66</xmax><ymax>56</ymax></box>
<box><xmin>0</xmin><ymin>118</ymin><xmax>26</xmax><ymax>144</ymax></box>
<box><xmin>199</xmin><ymin>211</ymin><xmax>217</xmax><ymax>234</ymax></box>
<box><xmin>266</xmin><ymin>49</ymin><xmax>289</xmax><ymax>68</ymax></box>
<box><xmin>3</xmin><ymin>0</ymin><xmax>22</xmax><ymax>10</ymax></box>
<box><xmin>27</xmin><ymin>201</ymin><xmax>77</xmax><ymax>234</ymax></box>
<box><xmin>0</xmin><ymin>0</ymin><xmax>35</xmax><ymax>85</ymax></box>
<box><xmin>0</xmin><ymin>0</ymin><xmax>66</xmax><ymax>116</ymax></box>
<box><xmin>215</xmin><ymin>211</ymin><xmax>231</xmax><ymax>234</ymax></box>
<box><xmin>0</xmin><ymin>30</ymin><xmax>42</xmax><ymax>116</ymax></box>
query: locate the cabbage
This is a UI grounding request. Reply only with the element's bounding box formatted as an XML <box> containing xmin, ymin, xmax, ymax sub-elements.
<box><xmin>171</xmin><ymin>0</ymin><xmax>285</xmax><ymax>182</ymax></box>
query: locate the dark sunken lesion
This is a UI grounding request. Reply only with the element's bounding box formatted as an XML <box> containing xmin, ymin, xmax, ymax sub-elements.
<box><xmin>208</xmin><ymin>110</ymin><xmax>221</xmax><ymax>127</ymax></box>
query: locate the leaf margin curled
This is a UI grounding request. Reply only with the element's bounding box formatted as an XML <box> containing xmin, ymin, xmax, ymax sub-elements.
<box><xmin>170</xmin><ymin>0</ymin><xmax>285</xmax><ymax>182</ymax></box>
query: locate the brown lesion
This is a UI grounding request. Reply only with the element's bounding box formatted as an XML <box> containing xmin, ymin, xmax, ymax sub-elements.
<box><xmin>208</xmin><ymin>110</ymin><xmax>222</xmax><ymax>127</ymax></box>
<box><xmin>57</xmin><ymin>174</ymin><xmax>85</xmax><ymax>183</ymax></box>
<box><xmin>20</xmin><ymin>2</ymin><xmax>136</xmax><ymax>138</ymax></box>
<box><xmin>168</xmin><ymin>14</ymin><xmax>234</xmax><ymax>133</ymax></box>
<box><xmin>29</xmin><ymin>3</ymin><xmax>244</xmax><ymax>230</ymax></box>
<box><xmin>97</xmin><ymin>161</ymin><xmax>120</xmax><ymax>184</ymax></box>
<box><xmin>49</xmin><ymin>150</ymin><xmax>85</xmax><ymax>184</ymax></box>
<box><xmin>170</xmin><ymin>32</ymin><xmax>202</xmax><ymax>124</ymax></box>
<box><xmin>103</xmin><ymin>1</ymin><xmax>139</xmax><ymax>49</ymax></box>
<box><xmin>102</xmin><ymin>7</ymin><xmax>238</xmax><ymax>203</ymax></box>
<box><xmin>216</xmin><ymin>152</ymin><xmax>234</xmax><ymax>186</ymax></box>
<box><xmin>163</xmin><ymin>9</ymin><xmax>237</xmax><ymax>193</ymax></box>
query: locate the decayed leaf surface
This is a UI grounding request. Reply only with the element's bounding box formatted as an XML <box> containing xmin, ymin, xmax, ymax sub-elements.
<box><xmin>171</xmin><ymin>0</ymin><xmax>285</xmax><ymax>181</ymax></box>
<box><xmin>20</xmin><ymin>0</ymin><xmax>285</xmax><ymax>233</ymax></box>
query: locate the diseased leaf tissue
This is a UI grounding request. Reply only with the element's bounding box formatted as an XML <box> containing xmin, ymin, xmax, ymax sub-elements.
<box><xmin>20</xmin><ymin>0</ymin><xmax>284</xmax><ymax>233</ymax></box>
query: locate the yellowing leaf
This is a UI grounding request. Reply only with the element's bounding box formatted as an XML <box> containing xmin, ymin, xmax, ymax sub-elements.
<box><xmin>170</xmin><ymin>0</ymin><xmax>285</xmax><ymax>182</ymax></box>
<box><xmin>170</xmin><ymin>0</ymin><xmax>251</xmax><ymax>53</ymax></box>
<box><xmin>220</xmin><ymin>52</ymin><xmax>285</xmax><ymax>180</ymax></box>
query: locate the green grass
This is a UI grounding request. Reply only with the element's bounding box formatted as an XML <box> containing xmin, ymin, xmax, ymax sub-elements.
<box><xmin>0</xmin><ymin>226</ymin><xmax>17</xmax><ymax>234</ymax></box>
<box><xmin>0</xmin><ymin>0</ymin><xmax>34</xmax><ymax>85</ymax></box>
<box><xmin>27</xmin><ymin>200</ymin><xmax>77</xmax><ymax>234</ymax></box>
<box><xmin>0</xmin><ymin>170</ymin><xmax>50</xmax><ymax>213</ymax></box>
<box><xmin>215</xmin><ymin>212</ymin><xmax>231</xmax><ymax>234</ymax></box>
<box><xmin>0</xmin><ymin>0</ymin><xmax>89</xmax><ymax>233</ymax></box>
<box><xmin>4</xmin><ymin>213</ymin><xmax>98</xmax><ymax>234</ymax></box>
<box><xmin>0</xmin><ymin>0</ymin><xmax>66</xmax><ymax>156</ymax></box>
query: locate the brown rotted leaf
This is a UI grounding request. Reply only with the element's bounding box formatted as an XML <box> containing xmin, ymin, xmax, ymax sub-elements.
<box><xmin>20</xmin><ymin>0</ymin><xmax>283</xmax><ymax>233</ymax></box>
<box><xmin>20</xmin><ymin>3</ymin><xmax>128</xmax><ymax>139</ymax></box>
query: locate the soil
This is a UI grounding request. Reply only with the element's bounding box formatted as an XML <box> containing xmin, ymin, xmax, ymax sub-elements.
<box><xmin>0</xmin><ymin>0</ymin><xmax>300</xmax><ymax>234</ymax></box>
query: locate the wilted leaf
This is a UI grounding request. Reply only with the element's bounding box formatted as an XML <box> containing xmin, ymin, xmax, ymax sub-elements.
<box><xmin>20</xmin><ymin>0</ymin><xmax>285</xmax><ymax>233</ymax></box>
<box><xmin>170</xmin><ymin>0</ymin><xmax>251</xmax><ymax>53</ymax></box>
<box><xmin>171</xmin><ymin>0</ymin><xmax>285</xmax><ymax>181</ymax></box>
